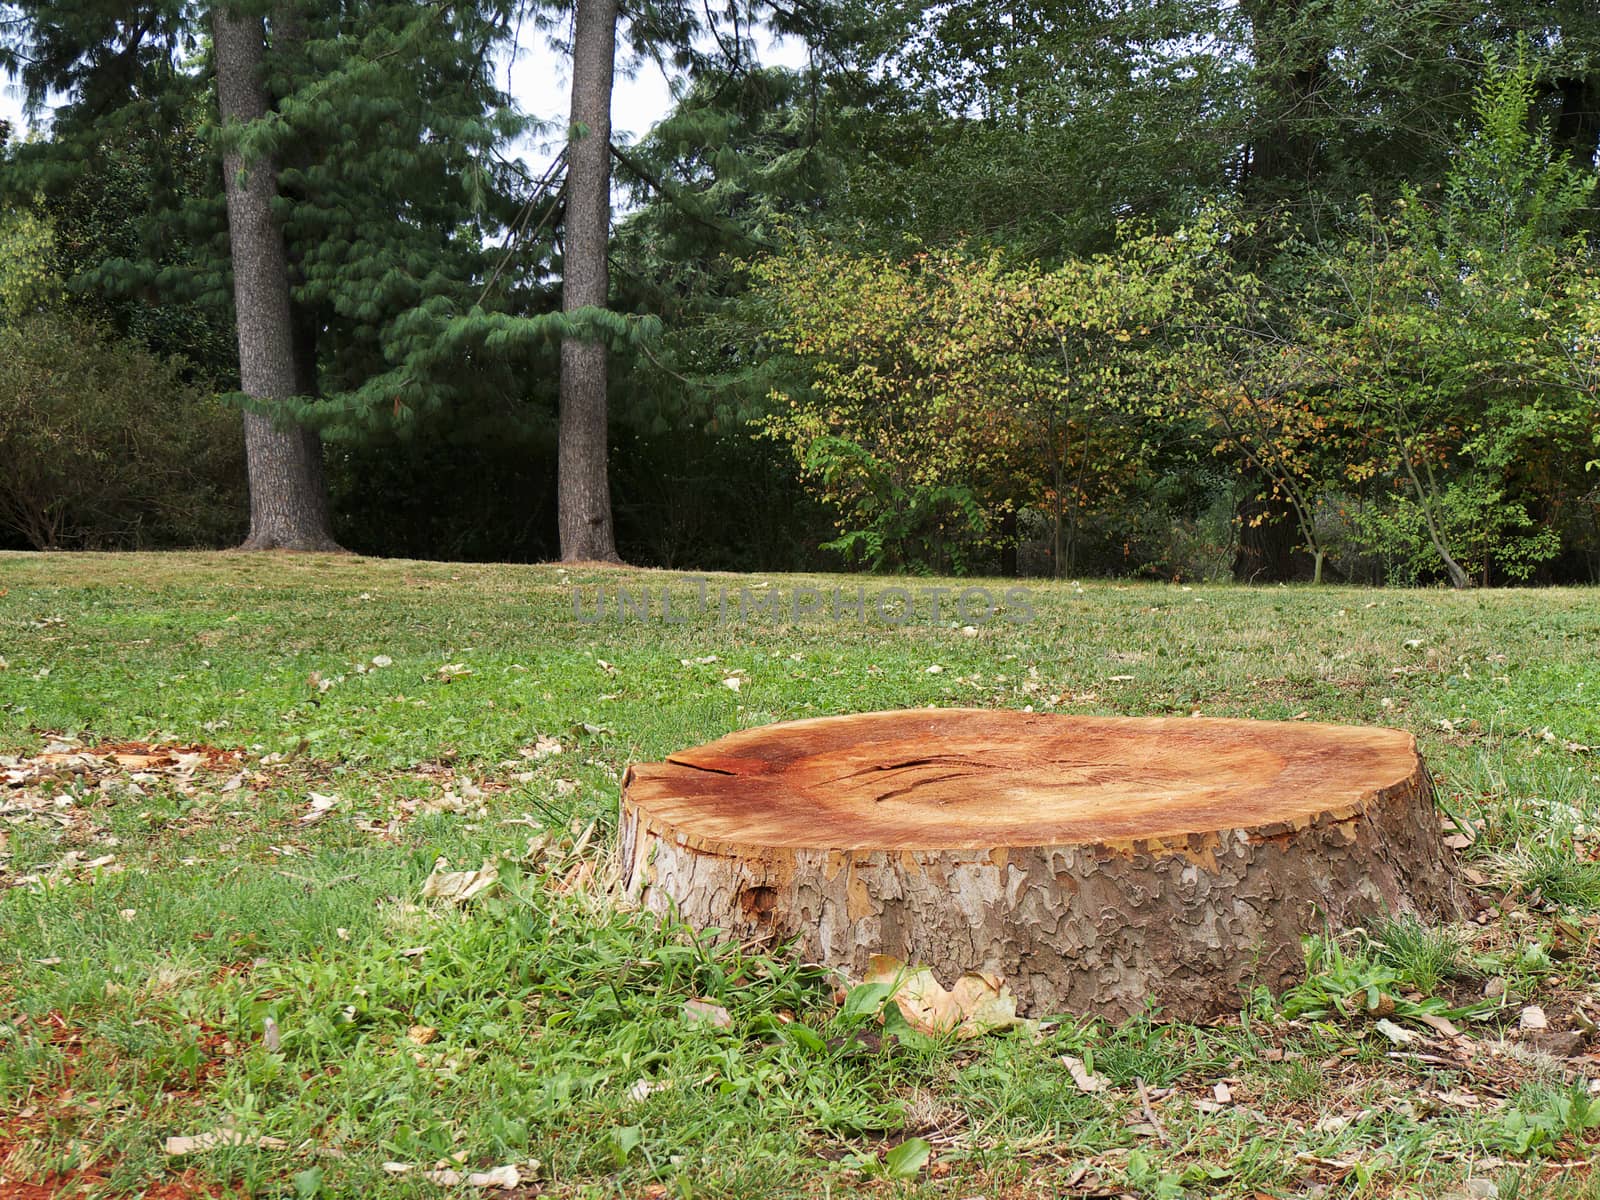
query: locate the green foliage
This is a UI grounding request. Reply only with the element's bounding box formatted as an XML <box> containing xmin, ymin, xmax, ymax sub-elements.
<box><xmin>1292</xmin><ymin>49</ymin><xmax>1598</xmax><ymax>586</ymax></box>
<box><xmin>2</xmin><ymin>0</ymin><xmax>551</xmax><ymax>440</ymax></box>
<box><xmin>754</xmin><ymin>234</ymin><xmax>1202</xmax><ymax>573</ymax></box>
<box><xmin>1371</xmin><ymin>916</ymin><xmax>1467</xmax><ymax>996</ymax></box>
<box><xmin>749</xmin><ymin>50</ymin><xmax>1600</xmax><ymax>581</ymax></box>
<box><xmin>0</xmin><ymin>313</ymin><xmax>244</xmax><ymax>549</ymax></box>
<box><xmin>1279</xmin><ymin>933</ymin><xmax>1490</xmax><ymax>1024</ymax></box>
<box><xmin>0</xmin><ymin>208</ymin><xmax>60</xmax><ymax>319</ymax></box>
<box><xmin>805</xmin><ymin>438</ymin><xmax>989</xmax><ymax>573</ymax></box>
<box><xmin>7</xmin><ymin>0</ymin><xmax>1600</xmax><ymax>574</ymax></box>
<box><xmin>1488</xmin><ymin>1083</ymin><xmax>1600</xmax><ymax>1156</ymax></box>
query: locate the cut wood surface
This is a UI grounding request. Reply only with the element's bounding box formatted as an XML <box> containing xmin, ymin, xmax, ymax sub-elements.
<box><xmin>620</xmin><ymin>710</ymin><xmax>1462</xmax><ymax>1019</ymax></box>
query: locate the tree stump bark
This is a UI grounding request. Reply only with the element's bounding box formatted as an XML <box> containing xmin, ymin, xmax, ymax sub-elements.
<box><xmin>620</xmin><ymin>710</ymin><xmax>1462</xmax><ymax>1020</ymax></box>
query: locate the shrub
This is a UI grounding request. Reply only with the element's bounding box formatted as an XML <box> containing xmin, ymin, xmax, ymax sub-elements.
<box><xmin>0</xmin><ymin>313</ymin><xmax>245</xmax><ymax>549</ymax></box>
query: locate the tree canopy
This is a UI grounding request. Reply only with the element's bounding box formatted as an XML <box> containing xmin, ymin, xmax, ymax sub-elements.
<box><xmin>2</xmin><ymin>0</ymin><xmax>1597</xmax><ymax>581</ymax></box>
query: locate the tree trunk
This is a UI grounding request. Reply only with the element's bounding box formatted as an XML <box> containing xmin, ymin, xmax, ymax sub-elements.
<box><xmin>1551</xmin><ymin>73</ymin><xmax>1600</xmax><ymax>171</ymax></box>
<box><xmin>213</xmin><ymin>4</ymin><xmax>340</xmax><ymax>552</ymax></box>
<box><xmin>557</xmin><ymin>0</ymin><xmax>621</xmax><ymax>563</ymax></box>
<box><xmin>621</xmin><ymin>710</ymin><xmax>1462</xmax><ymax>1021</ymax></box>
<box><xmin>1395</xmin><ymin>444</ymin><xmax>1471</xmax><ymax>589</ymax></box>
<box><xmin>1239</xmin><ymin>0</ymin><xmax>1330</xmax><ymax>212</ymax></box>
<box><xmin>998</xmin><ymin>507</ymin><xmax>1019</xmax><ymax>577</ymax></box>
<box><xmin>1232</xmin><ymin>486</ymin><xmax>1309</xmax><ymax>582</ymax></box>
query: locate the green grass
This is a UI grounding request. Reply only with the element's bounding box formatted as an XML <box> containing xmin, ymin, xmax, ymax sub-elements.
<box><xmin>1</xmin><ymin>552</ymin><xmax>1598</xmax><ymax>1199</ymax></box>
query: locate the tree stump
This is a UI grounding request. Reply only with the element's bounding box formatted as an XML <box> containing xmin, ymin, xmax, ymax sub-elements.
<box><xmin>619</xmin><ymin>710</ymin><xmax>1462</xmax><ymax>1020</ymax></box>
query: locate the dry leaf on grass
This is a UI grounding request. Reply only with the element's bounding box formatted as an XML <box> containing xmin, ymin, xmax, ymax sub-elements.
<box><xmin>522</xmin><ymin>735</ymin><xmax>563</xmax><ymax>760</ymax></box>
<box><xmin>1059</xmin><ymin>1054</ymin><xmax>1110</xmax><ymax>1093</ymax></box>
<box><xmin>683</xmin><ymin>998</ymin><xmax>733</xmax><ymax>1028</ymax></box>
<box><xmin>1417</xmin><ymin>1013</ymin><xmax>1462</xmax><ymax>1038</ymax></box>
<box><xmin>300</xmin><ymin>792</ymin><xmax>339</xmax><ymax>824</ymax></box>
<box><xmin>165</xmin><ymin>1129</ymin><xmax>289</xmax><ymax>1155</ymax></box>
<box><xmin>383</xmin><ymin>1163</ymin><xmax>522</xmax><ymax>1188</ymax></box>
<box><xmin>421</xmin><ymin>857</ymin><xmax>499</xmax><ymax>904</ymax></box>
<box><xmin>865</xmin><ymin>955</ymin><xmax>1023</xmax><ymax>1039</ymax></box>
<box><xmin>627</xmin><ymin>1078</ymin><xmax>673</xmax><ymax>1104</ymax></box>
<box><xmin>1374</xmin><ymin>1018</ymin><xmax>1418</xmax><ymax>1046</ymax></box>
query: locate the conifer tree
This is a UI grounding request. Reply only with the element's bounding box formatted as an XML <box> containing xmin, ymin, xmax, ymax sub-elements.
<box><xmin>213</xmin><ymin>1</ymin><xmax>338</xmax><ymax>549</ymax></box>
<box><xmin>559</xmin><ymin>0</ymin><xmax>621</xmax><ymax>562</ymax></box>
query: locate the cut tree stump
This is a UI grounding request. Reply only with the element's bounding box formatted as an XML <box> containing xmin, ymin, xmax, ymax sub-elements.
<box><xmin>620</xmin><ymin>710</ymin><xmax>1462</xmax><ymax>1020</ymax></box>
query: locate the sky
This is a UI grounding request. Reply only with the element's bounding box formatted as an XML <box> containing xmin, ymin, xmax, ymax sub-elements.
<box><xmin>1</xmin><ymin>24</ymin><xmax>807</xmax><ymax>175</ymax></box>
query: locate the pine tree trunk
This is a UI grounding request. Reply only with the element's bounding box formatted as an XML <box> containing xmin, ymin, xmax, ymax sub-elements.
<box><xmin>558</xmin><ymin>0</ymin><xmax>621</xmax><ymax>563</ymax></box>
<box><xmin>213</xmin><ymin>3</ymin><xmax>340</xmax><ymax>552</ymax></box>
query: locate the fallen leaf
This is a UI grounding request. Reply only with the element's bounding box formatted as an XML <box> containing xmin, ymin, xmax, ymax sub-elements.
<box><xmin>165</xmin><ymin>1130</ymin><xmax>289</xmax><ymax>1155</ymax></box>
<box><xmin>627</xmin><ymin>1077</ymin><xmax>672</xmax><ymax>1104</ymax></box>
<box><xmin>946</xmin><ymin>971</ymin><xmax>1020</xmax><ymax>1037</ymax></box>
<box><xmin>464</xmin><ymin>1165</ymin><xmax>520</xmax><ymax>1189</ymax></box>
<box><xmin>421</xmin><ymin>857</ymin><xmax>499</xmax><ymax>904</ymax></box>
<box><xmin>1060</xmin><ymin>1054</ymin><xmax>1110</xmax><ymax>1093</ymax></box>
<box><xmin>1519</xmin><ymin>1005</ymin><xmax>1548</xmax><ymax>1031</ymax></box>
<box><xmin>555</xmin><ymin>859</ymin><xmax>596</xmax><ymax>896</ymax></box>
<box><xmin>523</xmin><ymin>735</ymin><xmax>563</xmax><ymax>759</ymax></box>
<box><xmin>683</xmin><ymin>998</ymin><xmax>733</xmax><ymax>1028</ymax></box>
<box><xmin>1374</xmin><ymin>1018</ymin><xmax>1418</xmax><ymax>1045</ymax></box>
<box><xmin>1417</xmin><ymin>1013</ymin><xmax>1461</xmax><ymax>1039</ymax></box>
<box><xmin>865</xmin><ymin>955</ymin><xmax>1022</xmax><ymax>1039</ymax></box>
<box><xmin>300</xmin><ymin>792</ymin><xmax>338</xmax><ymax>824</ymax></box>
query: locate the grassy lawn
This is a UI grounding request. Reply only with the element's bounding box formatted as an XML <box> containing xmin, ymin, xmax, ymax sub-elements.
<box><xmin>1</xmin><ymin>552</ymin><xmax>1598</xmax><ymax>1199</ymax></box>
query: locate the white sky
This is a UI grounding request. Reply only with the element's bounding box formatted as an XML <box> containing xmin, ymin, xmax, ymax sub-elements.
<box><xmin>1</xmin><ymin>25</ymin><xmax>808</xmax><ymax>175</ymax></box>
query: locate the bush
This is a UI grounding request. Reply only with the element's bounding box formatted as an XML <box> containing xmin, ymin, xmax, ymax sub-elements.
<box><xmin>0</xmin><ymin>314</ymin><xmax>245</xmax><ymax>549</ymax></box>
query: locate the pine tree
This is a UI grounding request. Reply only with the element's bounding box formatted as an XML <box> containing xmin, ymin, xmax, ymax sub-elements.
<box><xmin>559</xmin><ymin>0</ymin><xmax>621</xmax><ymax>563</ymax></box>
<box><xmin>213</xmin><ymin>2</ymin><xmax>338</xmax><ymax>550</ymax></box>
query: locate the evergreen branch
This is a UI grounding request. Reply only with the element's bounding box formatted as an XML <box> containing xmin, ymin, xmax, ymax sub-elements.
<box><xmin>476</xmin><ymin>146</ymin><xmax>566</xmax><ymax>307</ymax></box>
<box><xmin>634</xmin><ymin>335</ymin><xmax>699</xmax><ymax>387</ymax></box>
<box><xmin>608</xmin><ymin>140</ymin><xmax>776</xmax><ymax>252</ymax></box>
